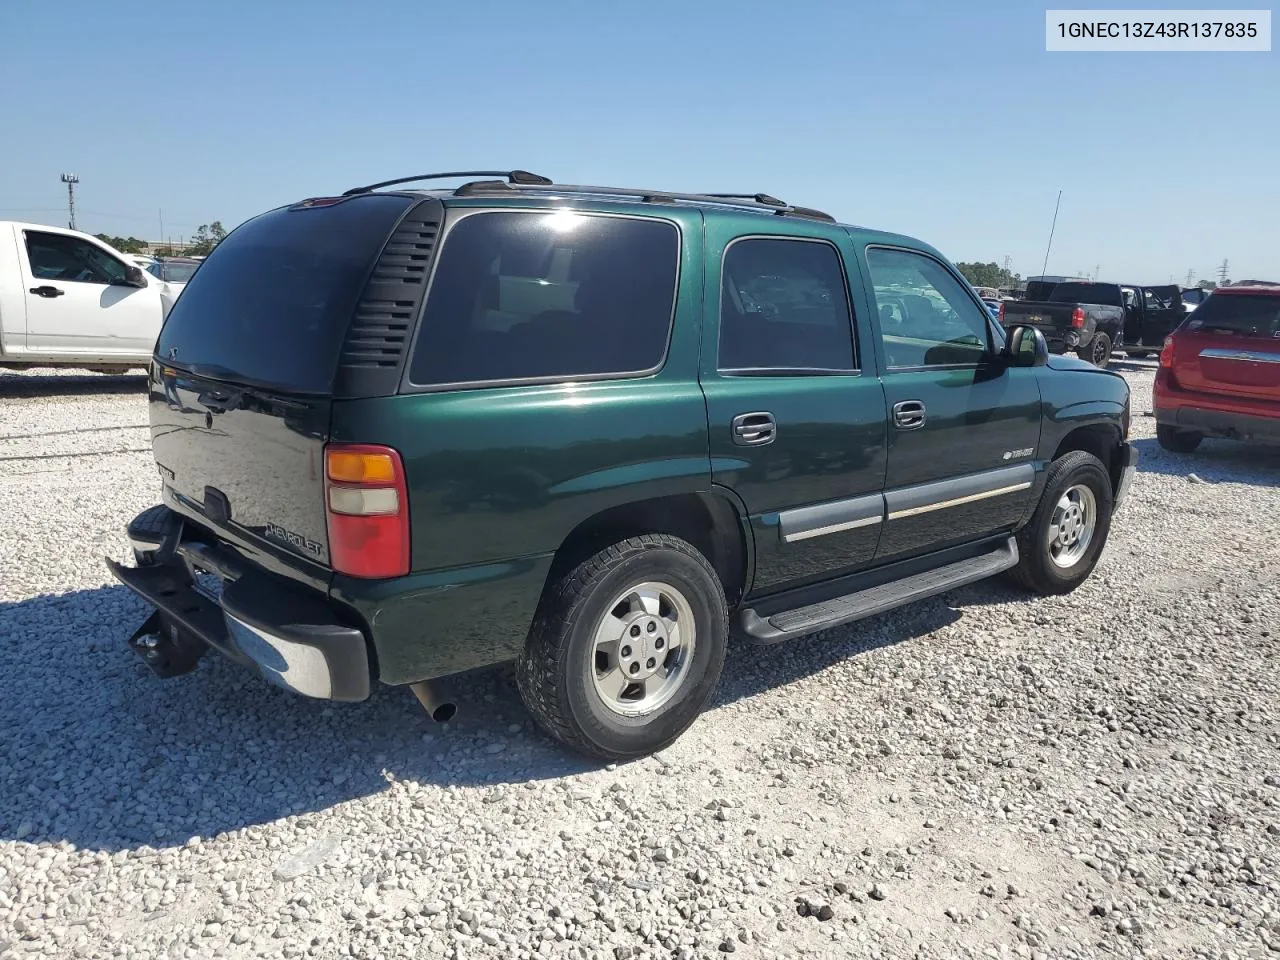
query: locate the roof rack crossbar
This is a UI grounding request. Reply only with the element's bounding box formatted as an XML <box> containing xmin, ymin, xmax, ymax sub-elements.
<box><xmin>449</xmin><ymin>182</ymin><xmax>836</xmax><ymax>222</ymax></box>
<box><xmin>342</xmin><ymin>170</ymin><xmax>552</xmax><ymax>197</ymax></box>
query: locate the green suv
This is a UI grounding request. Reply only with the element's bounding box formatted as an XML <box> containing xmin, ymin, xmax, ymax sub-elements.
<box><xmin>110</xmin><ymin>170</ymin><xmax>1137</xmax><ymax>761</ymax></box>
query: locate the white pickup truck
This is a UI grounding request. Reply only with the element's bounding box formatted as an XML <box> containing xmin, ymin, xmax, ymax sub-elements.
<box><xmin>0</xmin><ymin>221</ymin><xmax>177</xmax><ymax>372</ymax></box>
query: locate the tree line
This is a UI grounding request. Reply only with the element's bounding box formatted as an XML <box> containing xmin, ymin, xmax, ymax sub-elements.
<box><xmin>94</xmin><ymin>221</ymin><xmax>227</xmax><ymax>258</ymax></box>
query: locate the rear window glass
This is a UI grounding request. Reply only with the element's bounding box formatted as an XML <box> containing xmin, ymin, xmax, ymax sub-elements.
<box><xmin>1185</xmin><ymin>294</ymin><xmax>1280</xmax><ymax>337</ymax></box>
<box><xmin>155</xmin><ymin>194</ymin><xmax>415</xmax><ymax>393</ymax></box>
<box><xmin>408</xmin><ymin>212</ymin><xmax>678</xmax><ymax>387</ymax></box>
<box><xmin>1049</xmin><ymin>283</ymin><xmax>1122</xmax><ymax>306</ymax></box>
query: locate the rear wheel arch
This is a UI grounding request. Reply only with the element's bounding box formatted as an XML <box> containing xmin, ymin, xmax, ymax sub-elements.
<box><xmin>544</xmin><ymin>492</ymin><xmax>749</xmax><ymax>609</ymax></box>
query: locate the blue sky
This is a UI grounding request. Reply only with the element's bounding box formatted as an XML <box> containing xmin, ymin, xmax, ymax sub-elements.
<box><xmin>1</xmin><ymin>1</ymin><xmax>1275</xmax><ymax>283</ymax></box>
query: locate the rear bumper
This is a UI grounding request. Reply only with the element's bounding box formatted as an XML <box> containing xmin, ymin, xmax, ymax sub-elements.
<box><xmin>1154</xmin><ymin>374</ymin><xmax>1280</xmax><ymax>443</ymax></box>
<box><xmin>1156</xmin><ymin>405</ymin><xmax>1280</xmax><ymax>443</ymax></box>
<box><xmin>109</xmin><ymin>511</ymin><xmax>371</xmax><ymax>701</ymax></box>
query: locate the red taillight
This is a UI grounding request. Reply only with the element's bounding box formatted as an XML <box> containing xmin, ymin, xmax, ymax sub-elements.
<box><xmin>324</xmin><ymin>443</ymin><xmax>409</xmax><ymax>579</ymax></box>
<box><xmin>998</xmin><ymin>302</ymin><xmax>1005</xmax><ymax>323</ymax></box>
<box><xmin>1071</xmin><ymin>307</ymin><xmax>1086</xmax><ymax>329</ymax></box>
<box><xmin>1159</xmin><ymin>336</ymin><xmax>1176</xmax><ymax>369</ymax></box>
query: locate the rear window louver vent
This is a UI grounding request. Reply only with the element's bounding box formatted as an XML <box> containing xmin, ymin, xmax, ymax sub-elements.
<box><xmin>334</xmin><ymin>199</ymin><xmax>443</xmax><ymax>398</ymax></box>
<box><xmin>339</xmin><ymin>215</ymin><xmax>438</xmax><ymax>370</ymax></box>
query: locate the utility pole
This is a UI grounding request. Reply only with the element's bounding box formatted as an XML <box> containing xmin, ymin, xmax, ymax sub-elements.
<box><xmin>1218</xmin><ymin>259</ymin><xmax>1230</xmax><ymax>285</ymax></box>
<box><xmin>60</xmin><ymin>173</ymin><xmax>80</xmax><ymax>230</ymax></box>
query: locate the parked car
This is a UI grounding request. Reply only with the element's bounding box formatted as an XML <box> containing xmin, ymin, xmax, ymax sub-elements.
<box><xmin>1153</xmin><ymin>283</ymin><xmax>1280</xmax><ymax>452</ymax></box>
<box><xmin>999</xmin><ymin>281</ymin><xmax>1126</xmax><ymax>367</ymax></box>
<box><xmin>147</xmin><ymin>257</ymin><xmax>201</xmax><ymax>284</ymax></box>
<box><xmin>108</xmin><ymin>170</ymin><xmax>1136</xmax><ymax>761</ymax></box>
<box><xmin>0</xmin><ymin>222</ymin><xmax>174</xmax><ymax>372</ymax></box>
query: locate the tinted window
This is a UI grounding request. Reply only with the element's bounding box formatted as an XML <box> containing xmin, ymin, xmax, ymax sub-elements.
<box><xmin>169</xmin><ymin>263</ymin><xmax>200</xmax><ymax>282</ymax></box>
<box><xmin>718</xmin><ymin>239</ymin><xmax>855</xmax><ymax>372</ymax></box>
<box><xmin>408</xmin><ymin>212</ymin><xmax>678</xmax><ymax>386</ymax></box>
<box><xmin>156</xmin><ymin>194</ymin><xmax>415</xmax><ymax>393</ymax></box>
<box><xmin>1185</xmin><ymin>294</ymin><xmax>1280</xmax><ymax>337</ymax></box>
<box><xmin>1024</xmin><ymin>281</ymin><xmax>1058</xmax><ymax>301</ymax></box>
<box><xmin>867</xmin><ymin>247</ymin><xmax>992</xmax><ymax>368</ymax></box>
<box><xmin>25</xmin><ymin>231</ymin><xmax>127</xmax><ymax>284</ymax></box>
<box><xmin>1182</xmin><ymin>288</ymin><xmax>1207</xmax><ymax>305</ymax></box>
<box><xmin>1049</xmin><ymin>283</ymin><xmax>1123</xmax><ymax>307</ymax></box>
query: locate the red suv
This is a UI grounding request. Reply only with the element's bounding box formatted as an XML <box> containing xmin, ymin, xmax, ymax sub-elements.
<box><xmin>1154</xmin><ymin>284</ymin><xmax>1280</xmax><ymax>452</ymax></box>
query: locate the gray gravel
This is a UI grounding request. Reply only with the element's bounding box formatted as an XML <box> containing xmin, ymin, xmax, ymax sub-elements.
<box><xmin>1</xmin><ymin>361</ymin><xmax>1278</xmax><ymax>960</ymax></box>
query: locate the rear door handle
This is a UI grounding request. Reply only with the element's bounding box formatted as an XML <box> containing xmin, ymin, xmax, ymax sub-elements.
<box><xmin>29</xmin><ymin>285</ymin><xmax>65</xmax><ymax>298</ymax></box>
<box><xmin>892</xmin><ymin>400</ymin><xmax>926</xmax><ymax>430</ymax></box>
<box><xmin>732</xmin><ymin>411</ymin><xmax>776</xmax><ymax>446</ymax></box>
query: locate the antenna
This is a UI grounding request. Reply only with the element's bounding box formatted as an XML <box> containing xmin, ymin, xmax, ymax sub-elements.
<box><xmin>1040</xmin><ymin>190</ymin><xmax>1063</xmax><ymax>278</ymax></box>
<box><xmin>60</xmin><ymin>173</ymin><xmax>80</xmax><ymax>230</ymax></box>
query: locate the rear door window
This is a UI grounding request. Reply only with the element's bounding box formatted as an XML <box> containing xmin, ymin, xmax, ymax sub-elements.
<box><xmin>155</xmin><ymin>193</ymin><xmax>416</xmax><ymax>393</ymax></box>
<box><xmin>718</xmin><ymin>238</ymin><xmax>856</xmax><ymax>372</ymax></box>
<box><xmin>1185</xmin><ymin>294</ymin><xmax>1280</xmax><ymax>338</ymax></box>
<box><xmin>407</xmin><ymin>212</ymin><xmax>679</xmax><ymax>387</ymax></box>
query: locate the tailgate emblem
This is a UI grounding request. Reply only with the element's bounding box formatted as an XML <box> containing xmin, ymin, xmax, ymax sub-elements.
<box><xmin>265</xmin><ymin>522</ymin><xmax>324</xmax><ymax>557</ymax></box>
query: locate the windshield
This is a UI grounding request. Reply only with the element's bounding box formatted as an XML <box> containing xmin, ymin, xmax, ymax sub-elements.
<box><xmin>1048</xmin><ymin>283</ymin><xmax>1122</xmax><ymax>307</ymax></box>
<box><xmin>1184</xmin><ymin>293</ymin><xmax>1280</xmax><ymax>337</ymax></box>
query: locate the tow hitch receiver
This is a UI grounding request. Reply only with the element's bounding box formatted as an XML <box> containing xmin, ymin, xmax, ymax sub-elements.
<box><xmin>127</xmin><ymin>609</ymin><xmax>208</xmax><ymax>678</ymax></box>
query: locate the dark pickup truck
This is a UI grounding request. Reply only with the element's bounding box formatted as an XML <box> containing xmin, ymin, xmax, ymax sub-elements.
<box><xmin>1000</xmin><ymin>281</ymin><xmax>1126</xmax><ymax>367</ymax></box>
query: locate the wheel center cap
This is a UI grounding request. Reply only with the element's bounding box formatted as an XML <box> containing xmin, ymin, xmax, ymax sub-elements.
<box><xmin>618</xmin><ymin>615</ymin><xmax>668</xmax><ymax>681</ymax></box>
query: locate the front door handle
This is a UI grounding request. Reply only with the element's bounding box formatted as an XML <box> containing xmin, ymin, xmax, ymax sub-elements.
<box><xmin>892</xmin><ymin>399</ymin><xmax>926</xmax><ymax>430</ymax></box>
<box><xmin>732</xmin><ymin>411</ymin><xmax>776</xmax><ymax>446</ymax></box>
<box><xmin>29</xmin><ymin>285</ymin><xmax>65</xmax><ymax>298</ymax></box>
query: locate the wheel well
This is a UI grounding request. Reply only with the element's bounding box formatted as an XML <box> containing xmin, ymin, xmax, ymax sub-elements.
<box><xmin>1052</xmin><ymin>423</ymin><xmax>1121</xmax><ymax>491</ymax></box>
<box><xmin>548</xmin><ymin>493</ymin><xmax>749</xmax><ymax>606</ymax></box>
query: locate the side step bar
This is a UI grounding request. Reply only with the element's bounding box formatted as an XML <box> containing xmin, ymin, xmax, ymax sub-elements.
<box><xmin>736</xmin><ymin>537</ymin><xmax>1019</xmax><ymax>645</ymax></box>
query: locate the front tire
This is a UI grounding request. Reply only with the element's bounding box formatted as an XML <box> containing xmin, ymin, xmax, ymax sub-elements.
<box><xmin>1010</xmin><ymin>451</ymin><xmax>1114</xmax><ymax>595</ymax></box>
<box><xmin>1078</xmin><ymin>332</ymin><xmax>1113</xmax><ymax>368</ymax></box>
<box><xmin>516</xmin><ymin>534</ymin><xmax>728</xmax><ymax>761</ymax></box>
<box><xmin>1156</xmin><ymin>424</ymin><xmax>1203</xmax><ymax>453</ymax></box>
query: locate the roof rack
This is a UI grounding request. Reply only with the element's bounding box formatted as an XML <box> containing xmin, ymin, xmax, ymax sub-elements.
<box><xmin>342</xmin><ymin>169</ymin><xmax>552</xmax><ymax>197</ymax></box>
<box><xmin>450</xmin><ymin>181</ymin><xmax>837</xmax><ymax>223</ymax></box>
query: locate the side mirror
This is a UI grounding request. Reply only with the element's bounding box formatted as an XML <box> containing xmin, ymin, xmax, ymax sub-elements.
<box><xmin>118</xmin><ymin>265</ymin><xmax>147</xmax><ymax>288</ymax></box>
<box><xmin>1004</xmin><ymin>325</ymin><xmax>1049</xmax><ymax>367</ymax></box>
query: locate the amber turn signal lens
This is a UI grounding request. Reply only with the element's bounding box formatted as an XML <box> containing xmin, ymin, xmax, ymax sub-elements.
<box><xmin>326</xmin><ymin>450</ymin><xmax>397</xmax><ymax>484</ymax></box>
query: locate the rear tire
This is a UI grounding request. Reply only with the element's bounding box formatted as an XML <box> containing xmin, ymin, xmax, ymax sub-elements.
<box><xmin>1010</xmin><ymin>451</ymin><xmax>1113</xmax><ymax>596</ymax></box>
<box><xmin>1156</xmin><ymin>424</ymin><xmax>1203</xmax><ymax>453</ymax></box>
<box><xmin>516</xmin><ymin>534</ymin><xmax>728</xmax><ymax>761</ymax></box>
<box><xmin>1078</xmin><ymin>332</ymin><xmax>1113</xmax><ymax>368</ymax></box>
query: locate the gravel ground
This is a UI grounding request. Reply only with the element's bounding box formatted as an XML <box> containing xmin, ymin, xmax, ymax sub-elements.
<box><xmin>1</xmin><ymin>362</ymin><xmax>1278</xmax><ymax>960</ymax></box>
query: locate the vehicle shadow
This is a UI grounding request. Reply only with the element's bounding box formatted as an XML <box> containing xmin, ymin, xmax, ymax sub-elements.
<box><xmin>0</xmin><ymin>578</ymin><xmax>1001</xmax><ymax>853</ymax></box>
<box><xmin>1105</xmin><ymin>355</ymin><xmax>1158</xmax><ymax>373</ymax></box>
<box><xmin>1132</xmin><ymin>435</ymin><xmax>1280</xmax><ymax>485</ymax></box>
<box><xmin>0</xmin><ymin>371</ymin><xmax>148</xmax><ymax>398</ymax></box>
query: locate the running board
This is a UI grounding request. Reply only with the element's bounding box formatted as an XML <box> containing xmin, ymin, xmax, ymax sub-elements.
<box><xmin>736</xmin><ymin>537</ymin><xmax>1019</xmax><ymax>645</ymax></box>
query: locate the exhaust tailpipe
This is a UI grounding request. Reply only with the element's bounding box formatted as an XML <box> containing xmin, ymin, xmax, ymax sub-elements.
<box><xmin>410</xmin><ymin>680</ymin><xmax>457</xmax><ymax>724</ymax></box>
